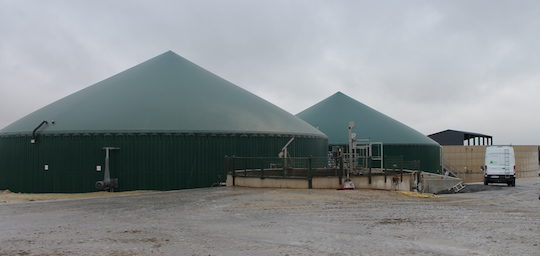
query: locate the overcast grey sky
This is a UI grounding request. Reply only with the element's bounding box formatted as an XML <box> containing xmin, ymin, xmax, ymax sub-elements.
<box><xmin>1</xmin><ymin>0</ymin><xmax>539</xmax><ymax>144</ymax></box>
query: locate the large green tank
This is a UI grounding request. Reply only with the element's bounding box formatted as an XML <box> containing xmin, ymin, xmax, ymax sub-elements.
<box><xmin>297</xmin><ymin>92</ymin><xmax>441</xmax><ymax>173</ymax></box>
<box><xmin>0</xmin><ymin>51</ymin><xmax>327</xmax><ymax>192</ymax></box>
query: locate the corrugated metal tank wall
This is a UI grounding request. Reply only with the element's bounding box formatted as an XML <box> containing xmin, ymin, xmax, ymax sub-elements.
<box><xmin>383</xmin><ymin>144</ymin><xmax>441</xmax><ymax>173</ymax></box>
<box><xmin>0</xmin><ymin>134</ymin><xmax>328</xmax><ymax>193</ymax></box>
<box><xmin>340</xmin><ymin>144</ymin><xmax>441</xmax><ymax>173</ymax></box>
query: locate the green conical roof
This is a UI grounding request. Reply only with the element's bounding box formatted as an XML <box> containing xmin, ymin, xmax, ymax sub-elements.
<box><xmin>1</xmin><ymin>51</ymin><xmax>325</xmax><ymax>137</ymax></box>
<box><xmin>296</xmin><ymin>92</ymin><xmax>438</xmax><ymax>145</ymax></box>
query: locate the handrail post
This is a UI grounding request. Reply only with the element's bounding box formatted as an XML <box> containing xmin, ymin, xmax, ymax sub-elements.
<box><xmin>224</xmin><ymin>155</ymin><xmax>229</xmax><ymax>176</ymax></box>
<box><xmin>282</xmin><ymin>157</ymin><xmax>286</xmax><ymax>177</ymax></box>
<box><xmin>231</xmin><ymin>156</ymin><xmax>236</xmax><ymax>186</ymax></box>
<box><xmin>244</xmin><ymin>158</ymin><xmax>247</xmax><ymax>177</ymax></box>
<box><xmin>339</xmin><ymin>156</ymin><xmax>343</xmax><ymax>185</ymax></box>
<box><xmin>307</xmin><ymin>157</ymin><xmax>313</xmax><ymax>189</ymax></box>
<box><xmin>368</xmin><ymin>156</ymin><xmax>372</xmax><ymax>185</ymax></box>
<box><xmin>260</xmin><ymin>158</ymin><xmax>264</xmax><ymax>179</ymax></box>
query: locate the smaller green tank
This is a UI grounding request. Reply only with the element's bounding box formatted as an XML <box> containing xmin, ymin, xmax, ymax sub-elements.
<box><xmin>297</xmin><ymin>92</ymin><xmax>441</xmax><ymax>172</ymax></box>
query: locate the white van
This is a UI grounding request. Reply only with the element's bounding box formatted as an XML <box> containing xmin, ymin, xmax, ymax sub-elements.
<box><xmin>483</xmin><ymin>146</ymin><xmax>516</xmax><ymax>186</ymax></box>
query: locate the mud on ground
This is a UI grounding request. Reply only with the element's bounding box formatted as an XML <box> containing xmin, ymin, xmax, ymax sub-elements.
<box><xmin>0</xmin><ymin>190</ymin><xmax>154</xmax><ymax>203</ymax></box>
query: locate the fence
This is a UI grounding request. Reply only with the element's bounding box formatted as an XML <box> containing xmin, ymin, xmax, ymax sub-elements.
<box><xmin>225</xmin><ymin>155</ymin><xmax>420</xmax><ymax>189</ymax></box>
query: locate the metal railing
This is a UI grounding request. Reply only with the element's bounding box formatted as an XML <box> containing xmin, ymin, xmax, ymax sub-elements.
<box><xmin>442</xmin><ymin>162</ymin><xmax>464</xmax><ymax>178</ymax></box>
<box><xmin>225</xmin><ymin>155</ymin><xmax>422</xmax><ymax>188</ymax></box>
<box><xmin>225</xmin><ymin>156</ymin><xmax>341</xmax><ymax>189</ymax></box>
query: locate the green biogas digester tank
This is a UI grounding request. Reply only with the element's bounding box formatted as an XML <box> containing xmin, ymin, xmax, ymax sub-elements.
<box><xmin>297</xmin><ymin>92</ymin><xmax>440</xmax><ymax>173</ymax></box>
<box><xmin>0</xmin><ymin>51</ymin><xmax>327</xmax><ymax>192</ymax></box>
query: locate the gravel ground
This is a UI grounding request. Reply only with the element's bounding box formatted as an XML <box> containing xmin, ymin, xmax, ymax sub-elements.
<box><xmin>0</xmin><ymin>178</ymin><xmax>539</xmax><ymax>256</ymax></box>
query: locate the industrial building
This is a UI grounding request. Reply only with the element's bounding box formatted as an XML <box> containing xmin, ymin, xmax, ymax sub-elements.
<box><xmin>428</xmin><ymin>129</ymin><xmax>493</xmax><ymax>146</ymax></box>
<box><xmin>0</xmin><ymin>51</ymin><xmax>328</xmax><ymax>193</ymax></box>
<box><xmin>297</xmin><ymin>92</ymin><xmax>441</xmax><ymax>173</ymax></box>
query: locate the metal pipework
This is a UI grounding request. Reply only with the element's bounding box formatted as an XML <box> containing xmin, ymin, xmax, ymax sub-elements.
<box><xmin>279</xmin><ymin>137</ymin><xmax>295</xmax><ymax>173</ymax></box>
<box><xmin>31</xmin><ymin>120</ymin><xmax>48</xmax><ymax>144</ymax></box>
<box><xmin>347</xmin><ymin>121</ymin><xmax>356</xmax><ymax>179</ymax></box>
<box><xmin>96</xmin><ymin>147</ymin><xmax>120</xmax><ymax>192</ymax></box>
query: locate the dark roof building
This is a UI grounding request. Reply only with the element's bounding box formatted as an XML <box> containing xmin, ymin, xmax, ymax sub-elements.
<box><xmin>428</xmin><ymin>130</ymin><xmax>492</xmax><ymax>146</ymax></box>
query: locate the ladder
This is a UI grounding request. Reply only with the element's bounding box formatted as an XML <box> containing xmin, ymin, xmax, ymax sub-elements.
<box><xmin>442</xmin><ymin>163</ymin><xmax>460</xmax><ymax>178</ymax></box>
<box><xmin>504</xmin><ymin>148</ymin><xmax>510</xmax><ymax>170</ymax></box>
<box><xmin>450</xmin><ymin>182</ymin><xmax>466</xmax><ymax>193</ymax></box>
<box><xmin>327</xmin><ymin>152</ymin><xmax>334</xmax><ymax>167</ymax></box>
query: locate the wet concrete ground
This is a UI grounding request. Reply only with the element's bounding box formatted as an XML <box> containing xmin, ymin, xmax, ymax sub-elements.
<box><xmin>1</xmin><ymin>177</ymin><xmax>539</xmax><ymax>256</ymax></box>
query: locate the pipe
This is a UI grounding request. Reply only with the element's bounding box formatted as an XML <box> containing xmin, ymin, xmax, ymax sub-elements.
<box><xmin>96</xmin><ymin>147</ymin><xmax>120</xmax><ymax>191</ymax></box>
<box><xmin>31</xmin><ymin>120</ymin><xmax>48</xmax><ymax>143</ymax></box>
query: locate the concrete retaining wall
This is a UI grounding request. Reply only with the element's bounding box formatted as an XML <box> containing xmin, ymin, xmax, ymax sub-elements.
<box><xmin>419</xmin><ymin>173</ymin><xmax>463</xmax><ymax>194</ymax></box>
<box><xmin>228</xmin><ymin>176</ymin><xmax>308</xmax><ymax>189</ymax></box>
<box><xmin>227</xmin><ymin>173</ymin><xmax>415</xmax><ymax>191</ymax></box>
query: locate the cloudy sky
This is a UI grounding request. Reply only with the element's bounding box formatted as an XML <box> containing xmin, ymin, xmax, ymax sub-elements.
<box><xmin>1</xmin><ymin>0</ymin><xmax>539</xmax><ymax>144</ymax></box>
